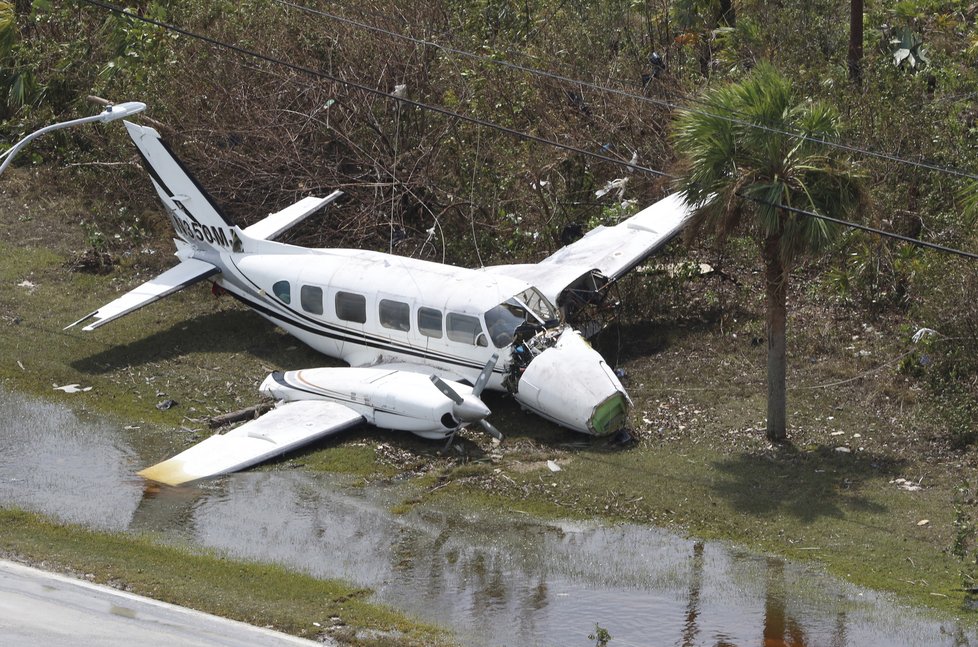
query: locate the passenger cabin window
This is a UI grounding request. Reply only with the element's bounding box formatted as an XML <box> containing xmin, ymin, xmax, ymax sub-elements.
<box><xmin>379</xmin><ymin>299</ymin><xmax>410</xmax><ymax>332</ymax></box>
<box><xmin>300</xmin><ymin>285</ymin><xmax>324</xmax><ymax>315</ymax></box>
<box><xmin>272</xmin><ymin>280</ymin><xmax>291</xmax><ymax>304</ymax></box>
<box><xmin>418</xmin><ymin>307</ymin><xmax>442</xmax><ymax>338</ymax></box>
<box><xmin>447</xmin><ymin>313</ymin><xmax>488</xmax><ymax>347</ymax></box>
<box><xmin>335</xmin><ymin>291</ymin><xmax>367</xmax><ymax>324</ymax></box>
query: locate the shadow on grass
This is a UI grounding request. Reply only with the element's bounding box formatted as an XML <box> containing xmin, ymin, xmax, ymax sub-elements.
<box><xmin>709</xmin><ymin>443</ymin><xmax>908</xmax><ymax>523</ymax></box>
<box><xmin>593</xmin><ymin>303</ymin><xmax>754</xmax><ymax>365</ymax></box>
<box><xmin>71</xmin><ymin>309</ymin><xmax>327</xmax><ymax>374</ymax></box>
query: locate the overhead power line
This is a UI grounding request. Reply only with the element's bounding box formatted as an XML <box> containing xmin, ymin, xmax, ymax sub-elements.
<box><xmin>75</xmin><ymin>0</ymin><xmax>978</xmax><ymax>261</ymax></box>
<box><xmin>76</xmin><ymin>0</ymin><xmax>664</xmax><ymax>175</ymax></box>
<box><xmin>755</xmin><ymin>200</ymin><xmax>978</xmax><ymax>261</ymax></box>
<box><xmin>272</xmin><ymin>0</ymin><xmax>978</xmax><ymax>183</ymax></box>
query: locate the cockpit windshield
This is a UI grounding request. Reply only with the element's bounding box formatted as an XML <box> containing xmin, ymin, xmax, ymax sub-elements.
<box><xmin>484</xmin><ymin>288</ymin><xmax>558</xmax><ymax>348</ymax></box>
<box><xmin>517</xmin><ymin>287</ymin><xmax>557</xmax><ymax>323</ymax></box>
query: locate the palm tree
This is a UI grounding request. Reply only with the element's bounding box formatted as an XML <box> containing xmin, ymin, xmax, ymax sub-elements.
<box><xmin>672</xmin><ymin>63</ymin><xmax>864</xmax><ymax>441</ymax></box>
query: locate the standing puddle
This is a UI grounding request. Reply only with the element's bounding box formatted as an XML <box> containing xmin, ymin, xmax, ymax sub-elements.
<box><xmin>0</xmin><ymin>387</ymin><xmax>973</xmax><ymax>646</ymax></box>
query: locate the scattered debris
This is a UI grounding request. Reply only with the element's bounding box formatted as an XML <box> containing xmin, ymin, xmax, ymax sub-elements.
<box><xmin>917</xmin><ymin>519</ymin><xmax>930</xmax><ymax>527</ymax></box>
<box><xmin>16</xmin><ymin>360</ymin><xmax>24</xmax><ymax>371</ymax></box>
<box><xmin>891</xmin><ymin>478</ymin><xmax>923</xmax><ymax>492</ymax></box>
<box><xmin>610</xmin><ymin>427</ymin><xmax>637</xmax><ymax>446</ymax></box>
<box><xmin>52</xmin><ymin>383</ymin><xmax>92</xmax><ymax>393</ymax></box>
<box><xmin>547</xmin><ymin>460</ymin><xmax>562</xmax><ymax>472</ymax></box>
<box><xmin>64</xmin><ymin>248</ymin><xmax>115</xmax><ymax>275</ymax></box>
<box><xmin>208</xmin><ymin>403</ymin><xmax>273</xmax><ymax>428</ymax></box>
<box><xmin>595</xmin><ymin>177</ymin><xmax>628</xmax><ymax>199</ymax></box>
<box><xmin>835</xmin><ymin>446</ymin><xmax>851</xmax><ymax>453</ymax></box>
<box><xmin>17</xmin><ymin>279</ymin><xmax>35</xmax><ymax>292</ymax></box>
<box><xmin>911</xmin><ymin>327</ymin><xmax>938</xmax><ymax>343</ymax></box>
<box><xmin>156</xmin><ymin>399</ymin><xmax>178</xmax><ymax>411</ymax></box>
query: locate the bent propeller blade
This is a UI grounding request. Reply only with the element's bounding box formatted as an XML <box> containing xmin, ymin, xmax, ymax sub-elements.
<box><xmin>429</xmin><ymin>374</ymin><xmax>464</xmax><ymax>405</ymax></box>
<box><xmin>479</xmin><ymin>419</ymin><xmax>503</xmax><ymax>441</ymax></box>
<box><xmin>472</xmin><ymin>353</ymin><xmax>499</xmax><ymax>397</ymax></box>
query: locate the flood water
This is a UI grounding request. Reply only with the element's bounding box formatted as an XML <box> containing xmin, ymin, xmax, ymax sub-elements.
<box><xmin>1</xmin><ymin>387</ymin><xmax>974</xmax><ymax>647</ymax></box>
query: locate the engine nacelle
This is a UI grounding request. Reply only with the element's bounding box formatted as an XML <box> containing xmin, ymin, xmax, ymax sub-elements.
<box><xmin>513</xmin><ymin>328</ymin><xmax>630</xmax><ymax>436</ymax></box>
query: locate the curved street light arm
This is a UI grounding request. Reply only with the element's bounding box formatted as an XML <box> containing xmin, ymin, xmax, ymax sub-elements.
<box><xmin>0</xmin><ymin>101</ymin><xmax>146</xmax><ymax>176</ymax></box>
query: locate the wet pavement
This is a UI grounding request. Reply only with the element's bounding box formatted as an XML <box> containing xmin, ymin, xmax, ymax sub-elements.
<box><xmin>0</xmin><ymin>559</ymin><xmax>327</xmax><ymax>647</ymax></box>
<box><xmin>0</xmin><ymin>387</ymin><xmax>973</xmax><ymax>646</ymax></box>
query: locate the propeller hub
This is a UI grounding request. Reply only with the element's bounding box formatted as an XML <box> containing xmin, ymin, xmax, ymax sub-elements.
<box><xmin>454</xmin><ymin>395</ymin><xmax>491</xmax><ymax>422</ymax></box>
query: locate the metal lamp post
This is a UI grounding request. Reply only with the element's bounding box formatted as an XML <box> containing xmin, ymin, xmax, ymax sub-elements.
<box><xmin>0</xmin><ymin>101</ymin><xmax>146</xmax><ymax>176</ymax></box>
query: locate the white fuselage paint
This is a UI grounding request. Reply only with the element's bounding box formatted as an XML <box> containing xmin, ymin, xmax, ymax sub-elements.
<box><xmin>180</xmin><ymin>239</ymin><xmax>628</xmax><ymax>436</ymax></box>
<box><xmin>205</xmin><ymin>243</ymin><xmax>528</xmax><ymax>388</ymax></box>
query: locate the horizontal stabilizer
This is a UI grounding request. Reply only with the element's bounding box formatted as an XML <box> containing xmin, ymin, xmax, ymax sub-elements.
<box><xmin>138</xmin><ymin>400</ymin><xmax>363</xmax><ymax>486</ymax></box>
<box><xmin>66</xmin><ymin>258</ymin><xmax>218</xmax><ymax>331</ymax></box>
<box><xmin>242</xmin><ymin>191</ymin><xmax>343</xmax><ymax>241</ymax></box>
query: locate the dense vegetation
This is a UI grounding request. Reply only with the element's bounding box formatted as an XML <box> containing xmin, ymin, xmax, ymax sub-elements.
<box><xmin>5</xmin><ymin>0</ymin><xmax>978</xmax><ymax>603</ymax></box>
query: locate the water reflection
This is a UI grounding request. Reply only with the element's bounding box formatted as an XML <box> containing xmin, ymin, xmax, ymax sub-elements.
<box><xmin>0</xmin><ymin>387</ymin><xmax>973</xmax><ymax>646</ymax></box>
<box><xmin>0</xmin><ymin>390</ymin><xmax>143</xmax><ymax>528</ymax></box>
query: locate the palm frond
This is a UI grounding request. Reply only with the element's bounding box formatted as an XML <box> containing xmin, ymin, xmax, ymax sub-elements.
<box><xmin>670</xmin><ymin>60</ymin><xmax>864</xmax><ymax>265</ymax></box>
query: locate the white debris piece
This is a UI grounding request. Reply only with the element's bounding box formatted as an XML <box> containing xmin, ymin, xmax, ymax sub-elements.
<box><xmin>912</xmin><ymin>327</ymin><xmax>937</xmax><ymax>343</ymax></box>
<box><xmin>547</xmin><ymin>460</ymin><xmax>562</xmax><ymax>472</ymax></box>
<box><xmin>892</xmin><ymin>478</ymin><xmax>923</xmax><ymax>492</ymax></box>
<box><xmin>53</xmin><ymin>383</ymin><xmax>92</xmax><ymax>393</ymax></box>
<box><xmin>595</xmin><ymin>177</ymin><xmax>628</xmax><ymax>199</ymax></box>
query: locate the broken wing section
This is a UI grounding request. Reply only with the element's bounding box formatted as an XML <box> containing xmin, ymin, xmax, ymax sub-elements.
<box><xmin>66</xmin><ymin>257</ymin><xmax>219</xmax><ymax>332</ymax></box>
<box><xmin>485</xmin><ymin>192</ymin><xmax>694</xmax><ymax>305</ymax></box>
<box><xmin>138</xmin><ymin>400</ymin><xmax>363</xmax><ymax>486</ymax></box>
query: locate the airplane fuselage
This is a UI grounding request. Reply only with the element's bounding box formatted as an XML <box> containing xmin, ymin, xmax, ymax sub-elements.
<box><xmin>206</xmin><ymin>242</ymin><xmax>534</xmax><ymax>387</ymax></box>
<box><xmin>187</xmin><ymin>237</ymin><xmax>629</xmax><ymax>436</ymax></box>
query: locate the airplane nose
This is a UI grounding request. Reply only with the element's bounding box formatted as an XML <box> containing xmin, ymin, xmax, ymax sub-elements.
<box><xmin>513</xmin><ymin>327</ymin><xmax>630</xmax><ymax>436</ymax></box>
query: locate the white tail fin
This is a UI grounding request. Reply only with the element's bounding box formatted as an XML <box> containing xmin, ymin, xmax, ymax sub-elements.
<box><xmin>124</xmin><ymin>120</ymin><xmax>237</xmax><ymax>251</ymax></box>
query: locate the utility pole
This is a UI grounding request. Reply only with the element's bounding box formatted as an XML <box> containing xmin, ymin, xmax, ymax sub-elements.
<box><xmin>848</xmin><ymin>0</ymin><xmax>864</xmax><ymax>85</ymax></box>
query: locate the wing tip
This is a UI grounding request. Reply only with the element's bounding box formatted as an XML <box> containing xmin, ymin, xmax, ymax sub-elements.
<box><xmin>64</xmin><ymin>311</ymin><xmax>98</xmax><ymax>331</ymax></box>
<box><xmin>137</xmin><ymin>460</ymin><xmax>199</xmax><ymax>487</ymax></box>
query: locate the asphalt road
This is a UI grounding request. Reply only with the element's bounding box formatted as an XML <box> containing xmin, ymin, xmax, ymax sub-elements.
<box><xmin>0</xmin><ymin>560</ymin><xmax>329</xmax><ymax>646</ymax></box>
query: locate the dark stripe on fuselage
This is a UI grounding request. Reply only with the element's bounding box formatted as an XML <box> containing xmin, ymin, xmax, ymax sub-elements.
<box><xmin>223</xmin><ymin>284</ymin><xmax>502</xmax><ymax>377</ymax></box>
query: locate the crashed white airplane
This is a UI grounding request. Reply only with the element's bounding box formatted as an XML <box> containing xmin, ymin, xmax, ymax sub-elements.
<box><xmin>67</xmin><ymin>121</ymin><xmax>693</xmax><ymax>485</ymax></box>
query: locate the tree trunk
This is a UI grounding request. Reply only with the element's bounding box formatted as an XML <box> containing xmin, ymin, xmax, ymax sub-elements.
<box><xmin>763</xmin><ymin>234</ymin><xmax>788</xmax><ymax>441</ymax></box>
<box><xmin>719</xmin><ymin>0</ymin><xmax>736</xmax><ymax>26</ymax></box>
<box><xmin>848</xmin><ymin>0</ymin><xmax>864</xmax><ymax>85</ymax></box>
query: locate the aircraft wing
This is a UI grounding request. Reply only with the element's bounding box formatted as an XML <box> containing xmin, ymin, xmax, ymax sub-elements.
<box><xmin>66</xmin><ymin>257</ymin><xmax>218</xmax><ymax>331</ymax></box>
<box><xmin>485</xmin><ymin>192</ymin><xmax>694</xmax><ymax>305</ymax></box>
<box><xmin>362</xmin><ymin>361</ymin><xmax>472</xmax><ymax>385</ymax></box>
<box><xmin>138</xmin><ymin>400</ymin><xmax>363</xmax><ymax>486</ymax></box>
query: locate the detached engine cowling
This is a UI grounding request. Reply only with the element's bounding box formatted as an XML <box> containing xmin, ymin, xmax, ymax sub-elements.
<box><xmin>513</xmin><ymin>327</ymin><xmax>630</xmax><ymax>436</ymax></box>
